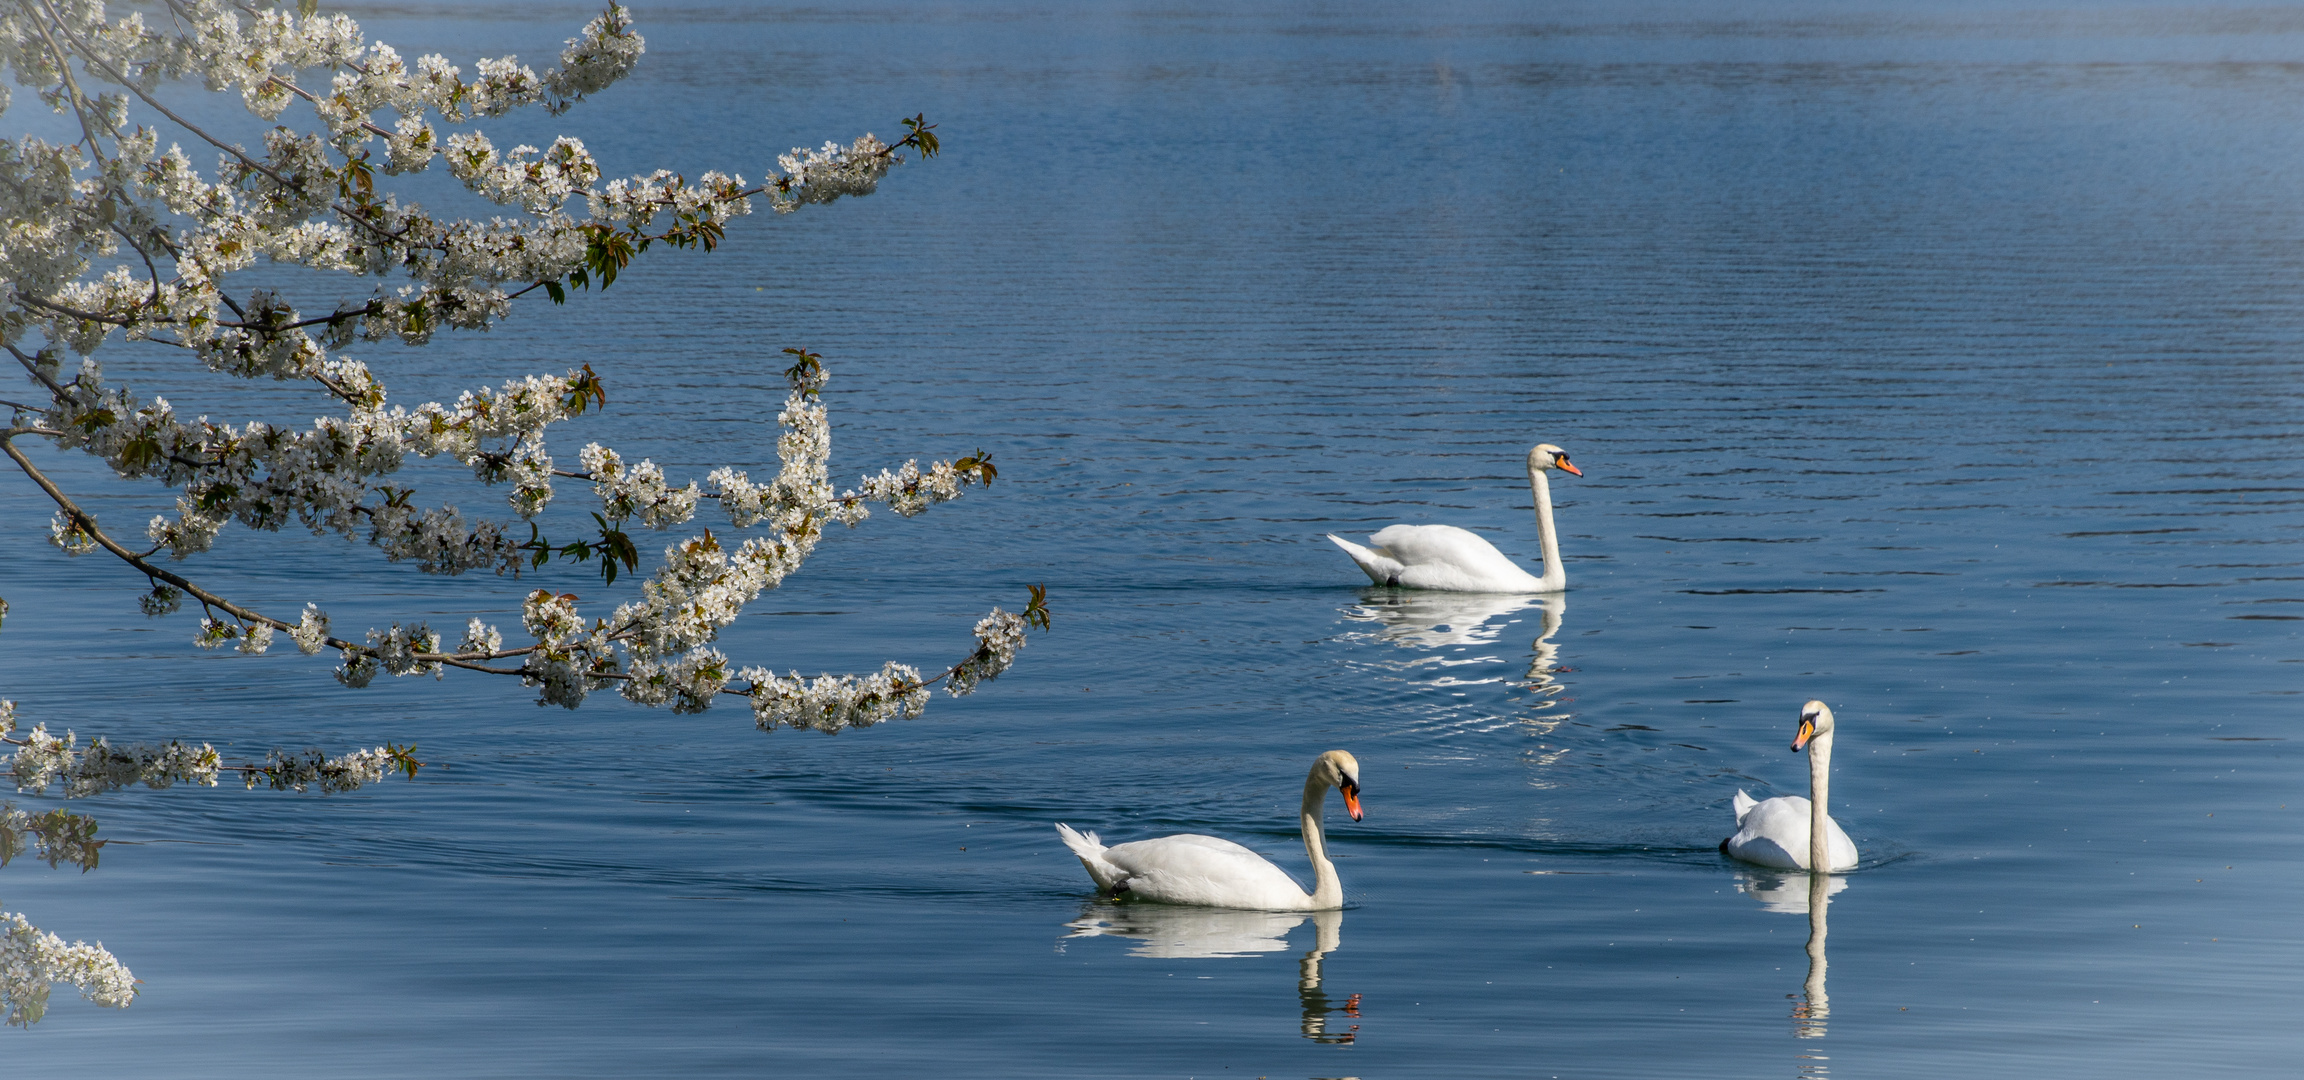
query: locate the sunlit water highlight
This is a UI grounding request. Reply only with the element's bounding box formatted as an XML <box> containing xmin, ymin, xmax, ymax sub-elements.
<box><xmin>4</xmin><ymin>1</ymin><xmax>2303</xmax><ymax>1076</ymax></box>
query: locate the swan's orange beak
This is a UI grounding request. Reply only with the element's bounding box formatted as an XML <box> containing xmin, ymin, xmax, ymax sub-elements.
<box><xmin>1341</xmin><ymin>781</ymin><xmax>1363</xmax><ymax>822</ymax></box>
<box><xmin>1792</xmin><ymin>716</ymin><xmax>1816</xmax><ymax>752</ymax></box>
<box><xmin>1555</xmin><ymin>456</ymin><xmax>1582</xmax><ymax>477</ymax></box>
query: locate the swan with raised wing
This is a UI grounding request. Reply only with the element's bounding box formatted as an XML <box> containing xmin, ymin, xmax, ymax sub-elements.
<box><xmin>1327</xmin><ymin>444</ymin><xmax>1580</xmax><ymax>592</ymax></box>
<box><xmin>1056</xmin><ymin>751</ymin><xmax>1363</xmax><ymax>911</ymax></box>
<box><xmin>1722</xmin><ymin>700</ymin><xmax>1859</xmax><ymax>872</ymax></box>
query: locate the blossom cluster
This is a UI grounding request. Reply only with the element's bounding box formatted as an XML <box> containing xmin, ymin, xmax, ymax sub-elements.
<box><xmin>946</xmin><ymin>608</ymin><xmax>1032</xmax><ymax>696</ymax></box>
<box><xmin>622</xmin><ymin>647</ymin><xmax>731</xmax><ymax>713</ymax></box>
<box><xmin>3</xmin><ymin>0</ymin><xmax>1015</xmax><ymax>729</ymax></box>
<box><xmin>4</xmin><ymin>0</ymin><xmax>912</xmax><ymax>380</ymax></box>
<box><xmin>368</xmin><ymin>622</ymin><xmax>442</xmax><ymax>677</ymax></box>
<box><xmin>582</xmin><ymin>443</ymin><xmax>699</xmax><ymax>528</ymax></box>
<box><xmin>1</xmin><ymin>698</ymin><xmax>410</xmax><ymax>802</ymax></box>
<box><xmin>740</xmin><ymin>661</ymin><xmax>932</xmax><ymax>733</ymax></box>
<box><xmin>2</xmin><ymin>912</ymin><xmax>137</xmax><ymax>1025</ymax></box>
<box><xmin>246</xmin><ymin>746</ymin><xmax>397</xmax><ymax>793</ymax></box>
<box><xmin>8</xmin><ymin>722</ymin><xmax>221</xmax><ymax>798</ymax></box>
<box><xmin>769</xmin><ymin>136</ymin><xmax>896</xmax><ymax>213</ymax></box>
<box><xmin>855</xmin><ymin>458</ymin><xmax>971</xmax><ymax>518</ymax></box>
<box><xmin>2</xmin><ymin>0</ymin><xmax>919</xmax><ymax>602</ymax></box>
<box><xmin>0</xmin><ymin>802</ymin><xmax>101</xmax><ymax>872</ymax></box>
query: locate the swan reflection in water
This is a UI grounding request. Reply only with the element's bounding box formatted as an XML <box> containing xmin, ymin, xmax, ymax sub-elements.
<box><xmin>1062</xmin><ymin>905</ymin><xmax>1360</xmax><ymax>1042</ymax></box>
<box><xmin>1343</xmin><ymin>587</ymin><xmax>1549</xmax><ymax>650</ymax></box>
<box><xmin>1341</xmin><ymin>589</ymin><xmax>1572</xmax><ymax>739</ymax></box>
<box><xmin>1736</xmin><ymin>870</ymin><xmax>1839</xmax><ymax>1074</ymax></box>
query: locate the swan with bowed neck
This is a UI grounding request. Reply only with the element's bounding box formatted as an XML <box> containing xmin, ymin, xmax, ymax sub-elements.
<box><xmin>1056</xmin><ymin>751</ymin><xmax>1363</xmax><ymax>911</ymax></box>
<box><xmin>1722</xmin><ymin>701</ymin><xmax>1860</xmax><ymax>872</ymax></box>
<box><xmin>1327</xmin><ymin>444</ymin><xmax>1580</xmax><ymax>593</ymax></box>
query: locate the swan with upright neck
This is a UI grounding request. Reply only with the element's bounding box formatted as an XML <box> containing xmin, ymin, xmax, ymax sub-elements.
<box><xmin>1056</xmin><ymin>751</ymin><xmax>1363</xmax><ymax>911</ymax></box>
<box><xmin>1327</xmin><ymin>444</ymin><xmax>1580</xmax><ymax>593</ymax></box>
<box><xmin>1722</xmin><ymin>701</ymin><xmax>1859</xmax><ymax>872</ymax></box>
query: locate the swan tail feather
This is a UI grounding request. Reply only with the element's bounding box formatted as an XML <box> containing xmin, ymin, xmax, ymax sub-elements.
<box><xmin>1327</xmin><ymin>533</ymin><xmax>1404</xmax><ymax>587</ymax></box>
<box><xmin>1731</xmin><ymin>789</ymin><xmax>1757</xmax><ymax>826</ymax></box>
<box><xmin>1055</xmin><ymin>823</ymin><xmax>1129</xmax><ymax>894</ymax></box>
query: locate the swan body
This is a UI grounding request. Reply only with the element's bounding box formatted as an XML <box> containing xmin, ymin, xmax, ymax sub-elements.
<box><xmin>1328</xmin><ymin>444</ymin><xmax>1580</xmax><ymax>593</ymax></box>
<box><xmin>1723</xmin><ymin>701</ymin><xmax>1860</xmax><ymax>872</ymax></box>
<box><xmin>1057</xmin><ymin>751</ymin><xmax>1363</xmax><ymax>911</ymax></box>
<box><xmin>1724</xmin><ymin>791</ymin><xmax>1858</xmax><ymax>872</ymax></box>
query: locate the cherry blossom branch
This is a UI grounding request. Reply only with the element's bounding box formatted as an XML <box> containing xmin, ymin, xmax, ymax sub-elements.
<box><xmin>1</xmin><ymin>701</ymin><xmax>423</xmax><ymax>798</ymax></box>
<box><xmin>15</xmin><ymin>0</ymin><xmax>107</xmax><ymax>161</ymax></box>
<box><xmin>0</xmin><ymin>432</ymin><xmax>527</xmax><ymax>672</ymax></box>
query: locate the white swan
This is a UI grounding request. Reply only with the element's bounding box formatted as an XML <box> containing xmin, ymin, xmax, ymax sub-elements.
<box><xmin>1327</xmin><ymin>444</ymin><xmax>1581</xmax><ymax>593</ymax></box>
<box><xmin>1722</xmin><ymin>700</ymin><xmax>1859</xmax><ymax>872</ymax></box>
<box><xmin>1056</xmin><ymin>751</ymin><xmax>1363</xmax><ymax>911</ymax></box>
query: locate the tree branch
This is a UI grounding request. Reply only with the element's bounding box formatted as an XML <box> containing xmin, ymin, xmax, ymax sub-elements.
<box><xmin>0</xmin><ymin>431</ymin><xmax>534</xmax><ymax>669</ymax></box>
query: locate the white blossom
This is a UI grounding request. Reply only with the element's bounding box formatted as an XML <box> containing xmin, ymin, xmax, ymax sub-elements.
<box><xmin>236</xmin><ymin>623</ymin><xmax>274</xmax><ymax>655</ymax></box>
<box><xmin>519</xmin><ymin>627</ymin><xmax>618</xmax><ymax>709</ymax></box>
<box><xmin>291</xmin><ymin>604</ymin><xmax>331</xmax><ymax>654</ymax></box>
<box><xmin>333</xmin><ymin>649</ymin><xmax>379</xmax><ymax>689</ymax></box>
<box><xmin>367</xmin><ymin>623</ymin><xmax>442</xmax><ymax>677</ymax></box>
<box><xmin>543</xmin><ymin>4</ymin><xmax>644</xmax><ymax>105</ymax></box>
<box><xmin>739</xmin><ymin>661</ymin><xmax>929</xmax><ymax>733</ymax></box>
<box><xmin>246</xmin><ymin>747</ymin><xmax>394</xmax><ymax>793</ymax></box>
<box><xmin>46</xmin><ymin>513</ymin><xmax>96</xmax><ymax>556</ymax></box>
<box><xmin>193</xmin><ymin>615</ymin><xmax>236</xmax><ymax>649</ymax></box>
<box><xmin>2</xmin><ymin>911</ymin><xmax>137</xmax><ymax>1025</ymax></box>
<box><xmin>504</xmin><ymin>435</ymin><xmax>554</xmax><ymax>518</ymax></box>
<box><xmin>521</xmin><ymin>589</ymin><xmax>584</xmax><ymax>646</ymax></box>
<box><xmin>7</xmin><ymin>726</ymin><xmax>74</xmax><ymax>794</ymax></box>
<box><xmin>621</xmin><ymin>647</ymin><xmax>729</xmax><ymax>713</ymax></box>
<box><xmin>0</xmin><ymin>1</ymin><xmax>1022</xmax><ymax>737</ymax></box>
<box><xmin>10</xmin><ymin>731</ymin><xmax>223</xmax><ymax>798</ymax></box>
<box><xmin>947</xmin><ymin>609</ymin><xmax>1030</xmax><ymax>696</ymax></box>
<box><xmin>769</xmin><ymin>135</ymin><xmax>896</xmax><ymax>213</ymax></box>
<box><xmin>581</xmin><ymin>443</ymin><xmax>698</xmax><ymax>528</ymax></box>
<box><xmin>459</xmin><ymin>617</ymin><xmax>502</xmax><ymax>655</ymax></box>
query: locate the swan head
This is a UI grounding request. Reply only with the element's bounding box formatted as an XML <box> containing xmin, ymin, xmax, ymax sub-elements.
<box><xmin>1791</xmin><ymin>700</ymin><xmax>1835</xmax><ymax>752</ymax></box>
<box><xmin>1316</xmin><ymin>750</ymin><xmax>1364</xmax><ymax>821</ymax></box>
<box><xmin>1529</xmin><ymin>443</ymin><xmax>1582</xmax><ymax>477</ymax></box>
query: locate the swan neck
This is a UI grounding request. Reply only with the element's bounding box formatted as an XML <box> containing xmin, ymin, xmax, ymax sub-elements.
<box><xmin>1808</xmin><ymin>730</ymin><xmax>1833</xmax><ymax>873</ymax></box>
<box><xmin>1302</xmin><ymin>771</ymin><xmax>1340</xmax><ymax>907</ymax></box>
<box><xmin>1528</xmin><ymin>463</ymin><xmax>1565</xmax><ymax>589</ymax></box>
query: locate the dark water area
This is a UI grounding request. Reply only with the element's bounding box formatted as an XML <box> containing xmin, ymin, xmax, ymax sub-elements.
<box><xmin>4</xmin><ymin>1</ymin><xmax>2302</xmax><ymax>1076</ymax></box>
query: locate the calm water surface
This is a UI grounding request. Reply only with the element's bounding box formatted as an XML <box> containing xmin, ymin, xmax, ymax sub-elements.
<box><xmin>4</xmin><ymin>2</ymin><xmax>2303</xmax><ymax>1076</ymax></box>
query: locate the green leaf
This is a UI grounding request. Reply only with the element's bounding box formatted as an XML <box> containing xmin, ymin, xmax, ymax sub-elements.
<box><xmin>1025</xmin><ymin>583</ymin><xmax>1052</xmax><ymax>630</ymax></box>
<box><xmin>902</xmin><ymin>114</ymin><xmax>940</xmax><ymax>158</ymax></box>
<box><xmin>119</xmin><ymin>433</ymin><xmax>162</xmax><ymax>473</ymax></box>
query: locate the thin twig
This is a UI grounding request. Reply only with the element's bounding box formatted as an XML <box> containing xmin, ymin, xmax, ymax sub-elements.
<box><xmin>0</xmin><ymin>432</ymin><xmax>538</xmax><ymax>669</ymax></box>
<box><xmin>18</xmin><ymin>0</ymin><xmax>107</xmax><ymax>162</ymax></box>
<box><xmin>5</xmin><ymin>343</ymin><xmax>68</xmax><ymax>395</ymax></box>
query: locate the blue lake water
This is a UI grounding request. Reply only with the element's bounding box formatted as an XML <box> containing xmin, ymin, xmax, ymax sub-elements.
<box><xmin>4</xmin><ymin>1</ymin><xmax>2303</xmax><ymax>1075</ymax></box>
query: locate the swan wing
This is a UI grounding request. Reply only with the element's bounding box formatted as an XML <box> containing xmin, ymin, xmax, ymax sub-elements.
<box><xmin>1721</xmin><ymin>795</ymin><xmax>1860</xmax><ymax>871</ymax></box>
<box><xmin>1366</xmin><ymin>525</ymin><xmax>1542</xmax><ymax>592</ymax></box>
<box><xmin>1098</xmin><ymin>834</ymin><xmax>1315</xmax><ymax>910</ymax></box>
